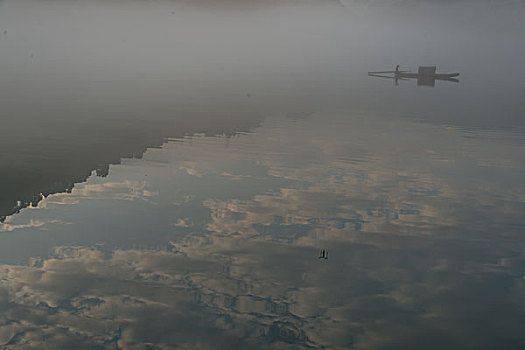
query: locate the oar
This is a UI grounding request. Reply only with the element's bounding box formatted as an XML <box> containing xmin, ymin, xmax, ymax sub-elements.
<box><xmin>367</xmin><ymin>73</ymin><xmax>409</xmax><ymax>80</ymax></box>
<box><xmin>368</xmin><ymin>70</ymin><xmax>411</xmax><ymax>74</ymax></box>
<box><xmin>438</xmin><ymin>77</ymin><xmax>459</xmax><ymax>83</ymax></box>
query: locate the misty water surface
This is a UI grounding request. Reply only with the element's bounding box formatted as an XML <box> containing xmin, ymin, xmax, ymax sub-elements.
<box><xmin>0</xmin><ymin>0</ymin><xmax>524</xmax><ymax>349</ymax></box>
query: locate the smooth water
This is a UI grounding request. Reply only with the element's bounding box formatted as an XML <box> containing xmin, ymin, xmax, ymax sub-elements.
<box><xmin>0</xmin><ymin>0</ymin><xmax>524</xmax><ymax>349</ymax></box>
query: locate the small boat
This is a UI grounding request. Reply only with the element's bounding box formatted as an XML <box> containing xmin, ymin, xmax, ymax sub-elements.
<box><xmin>368</xmin><ymin>66</ymin><xmax>459</xmax><ymax>86</ymax></box>
<box><xmin>397</xmin><ymin>66</ymin><xmax>459</xmax><ymax>79</ymax></box>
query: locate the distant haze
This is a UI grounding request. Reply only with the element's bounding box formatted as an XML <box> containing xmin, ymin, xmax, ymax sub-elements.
<box><xmin>0</xmin><ymin>0</ymin><xmax>524</xmax><ymax>218</ymax></box>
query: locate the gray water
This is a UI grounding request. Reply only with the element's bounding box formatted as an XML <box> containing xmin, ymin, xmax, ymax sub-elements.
<box><xmin>0</xmin><ymin>0</ymin><xmax>525</xmax><ymax>349</ymax></box>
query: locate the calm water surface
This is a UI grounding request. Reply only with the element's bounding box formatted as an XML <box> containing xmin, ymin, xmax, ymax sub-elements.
<box><xmin>0</xmin><ymin>0</ymin><xmax>525</xmax><ymax>349</ymax></box>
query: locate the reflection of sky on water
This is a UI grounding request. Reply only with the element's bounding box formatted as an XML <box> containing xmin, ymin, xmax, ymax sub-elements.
<box><xmin>1</xmin><ymin>112</ymin><xmax>524</xmax><ymax>348</ymax></box>
<box><xmin>1</xmin><ymin>0</ymin><xmax>525</xmax><ymax>347</ymax></box>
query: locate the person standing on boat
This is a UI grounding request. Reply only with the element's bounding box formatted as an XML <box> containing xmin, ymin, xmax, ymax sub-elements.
<box><xmin>395</xmin><ymin>65</ymin><xmax>400</xmax><ymax>76</ymax></box>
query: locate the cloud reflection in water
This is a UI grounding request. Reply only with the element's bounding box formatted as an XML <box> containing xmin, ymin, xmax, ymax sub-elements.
<box><xmin>0</xmin><ymin>112</ymin><xmax>524</xmax><ymax>348</ymax></box>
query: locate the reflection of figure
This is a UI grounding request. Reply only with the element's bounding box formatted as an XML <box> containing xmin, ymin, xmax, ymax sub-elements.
<box><xmin>393</xmin><ymin>65</ymin><xmax>401</xmax><ymax>86</ymax></box>
<box><xmin>394</xmin><ymin>66</ymin><xmax>401</xmax><ymax>86</ymax></box>
<box><xmin>318</xmin><ymin>250</ymin><xmax>328</xmax><ymax>260</ymax></box>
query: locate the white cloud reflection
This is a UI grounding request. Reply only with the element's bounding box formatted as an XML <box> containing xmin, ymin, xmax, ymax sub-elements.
<box><xmin>0</xmin><ymin>218</ymin><xmax>67</xmax><ymax>233</ymax></box>
<box><xmin>0</xmin><ymin>226</ymin><xmax>524</xmax><ymax>349</ymax></box>
<box><xmin>35</xmin><ymin>180</ymin><xmax>159</xmax><ymax>210</ymax></box>
<box><xmin>1</xmin><ymin>112</ymin><xmax>524</xmax><ymax>348</ymax></box>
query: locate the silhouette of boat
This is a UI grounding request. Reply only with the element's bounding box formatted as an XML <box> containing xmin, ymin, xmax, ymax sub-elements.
<box><xmin>368</xmin><ymin>66</ymin><xmax>459</xmax><ymax>86</ymax></box>
<box><xmin>409</xmin><ymin>66</ymin><xmax>458</xmax><ymax>78</ymax></box>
